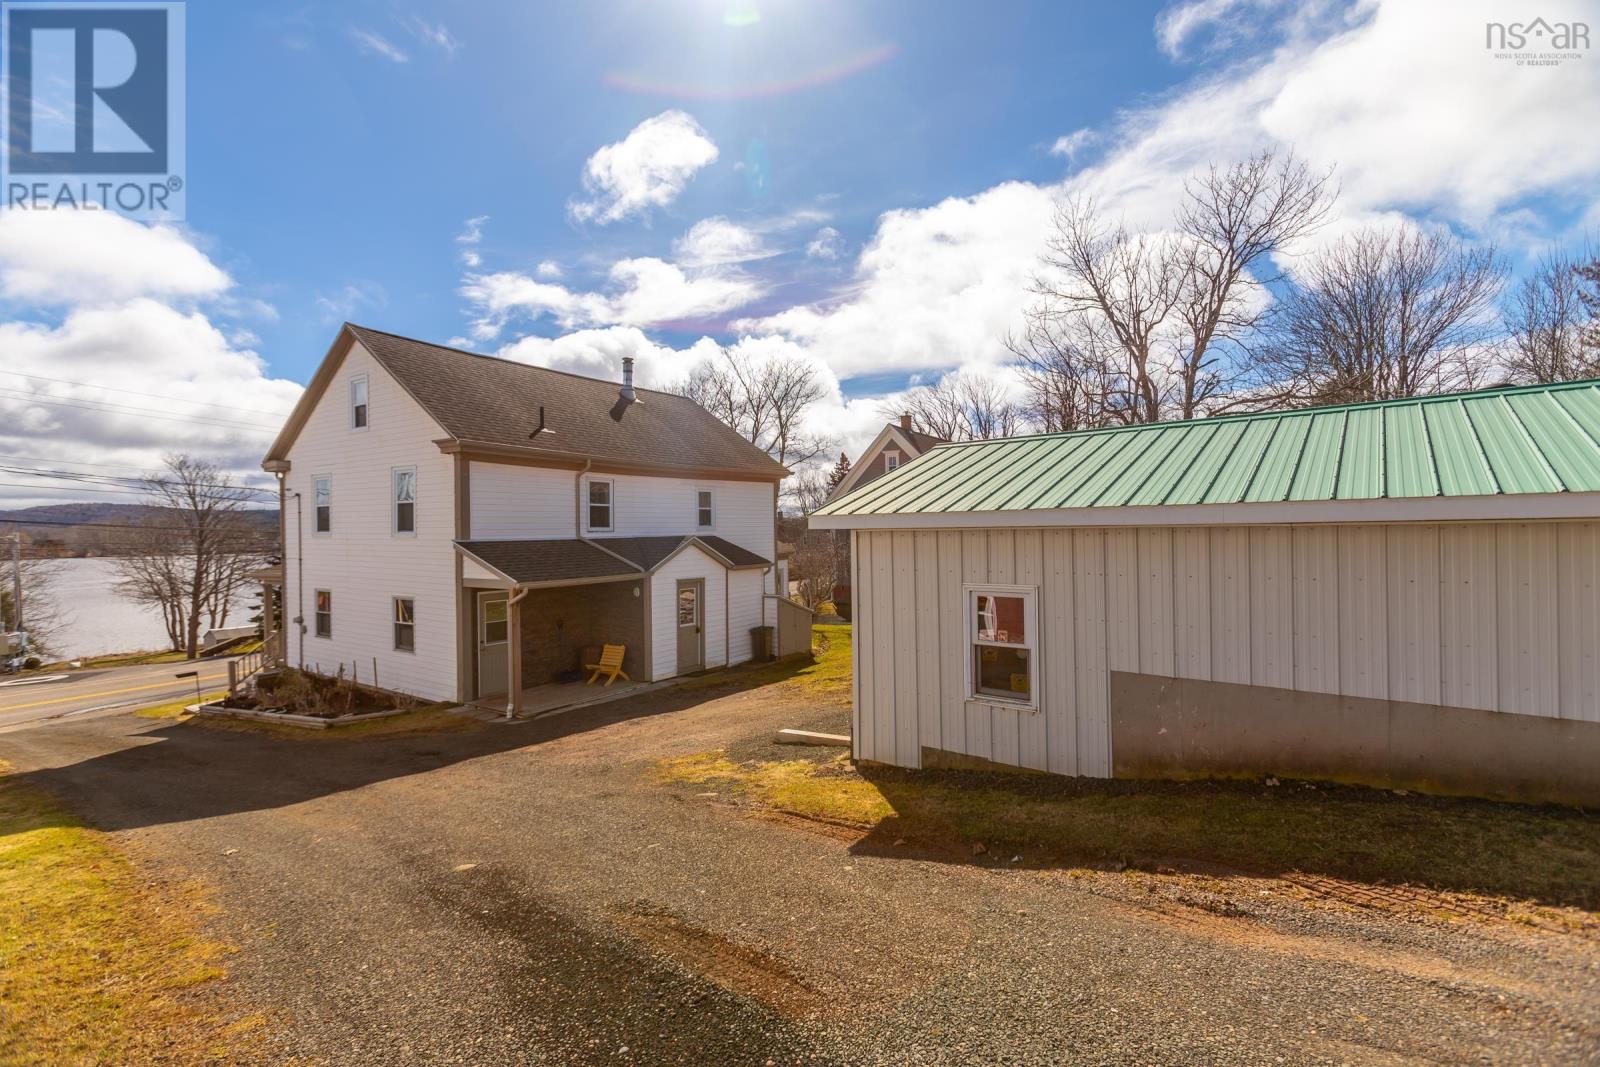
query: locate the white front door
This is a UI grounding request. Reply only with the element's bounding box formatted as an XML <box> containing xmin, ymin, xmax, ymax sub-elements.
<box><xmin>477</xmin><ymin>592</ymin><xmax>510</xmax><ymax>698</ymax></box>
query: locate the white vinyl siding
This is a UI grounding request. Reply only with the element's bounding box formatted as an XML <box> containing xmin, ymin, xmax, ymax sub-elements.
<box><xmin>284</xmin><ymin>339</ymin><xmax>457</xmax><ymax>701</ymax></box>
<box><xmin>850</xmin><ymin>522</ymin><xmax>1600</xmax><ymax>776</ymax></box>
<box><xmin>649</xmin><ymin>544</ymin><xmax>728</xmax><ymax>679</ymax></box>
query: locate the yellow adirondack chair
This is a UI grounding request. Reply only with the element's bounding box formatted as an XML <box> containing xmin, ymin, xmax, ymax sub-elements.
<box><xmin>585</xmin><ymin>644</ymin><xmax>630</xmax><ymax>687</ymax></box>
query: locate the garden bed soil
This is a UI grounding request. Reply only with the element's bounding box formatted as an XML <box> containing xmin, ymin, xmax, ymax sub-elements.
<box><xmin>192</xmin><ymin>701</ymin><xmax>411</xmax><ymax>730</ymax></box>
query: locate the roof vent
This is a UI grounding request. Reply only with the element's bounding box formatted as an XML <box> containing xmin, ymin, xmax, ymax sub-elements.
<box><xmin>620</xmin><ymin>356</ymin><xmax>637</xmax><ymax>404</ymax></box>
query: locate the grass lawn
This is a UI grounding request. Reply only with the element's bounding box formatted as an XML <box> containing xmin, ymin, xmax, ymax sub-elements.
<box><xmin>659</xmin><ymin>748</ymin><xmax>1600</xmax><ymax>914</ymax></box>
<box><xmin>674</xmin><ymin>623</ymin><xmax>852</xmax><ymax>701</ymax></box>
<box><xmin>0</xmin><ymin>763</ymin><xmax>257</xmax><ymax>1064</ymax></box>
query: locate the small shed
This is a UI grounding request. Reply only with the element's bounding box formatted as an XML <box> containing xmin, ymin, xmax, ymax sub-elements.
<box><xmin>809</xmin><ymin>380</ymin><xmax>1600</xmax><ymax>806</ymax></box>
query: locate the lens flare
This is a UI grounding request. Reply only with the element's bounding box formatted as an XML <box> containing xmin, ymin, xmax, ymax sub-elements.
<box><xmin>605</xmin><ymin>42</ymin><xmax>898</xmax><ymax>101</ymax></box>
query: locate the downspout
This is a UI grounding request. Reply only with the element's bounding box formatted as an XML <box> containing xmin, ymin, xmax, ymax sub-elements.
<box><xmin>573</xmin><ymin>458</ymin><xmax>593</xmax><ymax>539</ymax></box>
<box><xmin>504</xmin><ymin>584</ymin><xmax>531</xmax><ymax>720</ymax></box>
<box><xmin>290</xmin><ymin>489</ymin><xmax>304</xmax><ymax>670</ymax></box>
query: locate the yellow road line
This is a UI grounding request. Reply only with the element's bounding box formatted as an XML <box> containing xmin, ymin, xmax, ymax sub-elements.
<box><xmin>0</xmin><ymin>673</ymin><xmax>230</xmax><ymax>712</ymax></box>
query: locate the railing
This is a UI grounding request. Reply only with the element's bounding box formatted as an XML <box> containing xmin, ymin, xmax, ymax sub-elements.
<box><xmin>765</xmin><ymin>595</ymin><xmax>817</xmax><ymax>659</ymax></box>
<box><xmin>227</xmin><ymin>631</ymin><xmax>277</xmax><ymax>697</ymax></box>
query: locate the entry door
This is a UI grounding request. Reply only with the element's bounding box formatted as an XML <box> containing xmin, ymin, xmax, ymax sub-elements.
<box><xmin>676</xmin><ymin>579</ymin><xmax>704</xmax><ymax>673</ymax></box>
<box><xmin>477</xmin><ymin>592</ymin><xmax>510</xmax><ymax>697</ymax></box>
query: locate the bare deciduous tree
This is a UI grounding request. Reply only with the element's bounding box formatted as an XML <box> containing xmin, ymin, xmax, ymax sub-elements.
<box><xmin>1265</xmin><ymin>225</ymin><xmax>1507</xmax><ymax>404</ymax></box>
<box><xmin>1015</xmin><ymin>150</ymin><xmax>1334</xmax><ymax>426</ymax></box>
<box><xmin>1</xmin><ymin>537</ymin><xmax>68</xmax><ymax>659</ymax></box>
<box><xmin>1503</xmin><ymin>248</ymin><xmax>1599</xmax><ymax>384</ymax></box>
<box><xmin>676</xmin><ymin>346</ymin><xmax>834</xmax><ymax>467</ymax></box>
<box><xmin>888</xmin><ymin>370</ymin><xmax>1024</xmax><ymax>441</ymax></box>
<box><xmin>111</xmin><ymin>454</ymin><xmax>270</xmax><ymax>659</ymax></box>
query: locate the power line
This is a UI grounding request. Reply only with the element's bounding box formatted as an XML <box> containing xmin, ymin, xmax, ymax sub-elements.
<box><xmin>0</xmin><ymin>463</ymin><xmax>276</xmax><ymax>497</ymax></box>
<box><xmin>0</xmin><ymin>387</ymin><xmax>282</xmax><ymax>432</ymax></box>
<box><xmin>0</xmin><ymin>369</ymin><xmax>296</xmax><ymax>420</ymax></box>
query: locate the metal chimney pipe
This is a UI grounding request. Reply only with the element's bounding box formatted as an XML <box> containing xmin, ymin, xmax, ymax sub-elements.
<box><xmin>620</xmin><ymin>356</ymin><xmax>637</xmax><ymax>403</ymax></box>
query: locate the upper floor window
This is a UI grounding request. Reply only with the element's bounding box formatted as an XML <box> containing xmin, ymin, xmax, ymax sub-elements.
<box><xmin>350</xmin><ymin>376</ymin><xmax>369</xmax><ymax>429</ymax></box>
<box><xmin>696</xmin><ymin>489</ymin><xmax>715</xmax><ymax>529</ymax></box>
<box><xmin>393</xmin><ymin>597</ymin><xmax>415</xmax><ymax>652</ymax></box>
<box><xmin>885</xmin><ymin>451</ymin><xmax>901</xmax><ymax>472</ymax></box>
<box><xmin>968</xmin><ymin>586</ymin><xmax>1036</xmax><ymax>706</ymax></box>
<box><xmin>313</xmin><ymin>475</ymin><xmax>332</xmax><ymax>534</ymax></box>
<box><xmin>392</xmin><ymin>467</ymin><xmax>417</xmax><ymax>535</ymax></box>
<box><xmin>587</xmin><ymin>479</ymin><xmax>613</xmax><ymax>532</ymax></box>
<box><xmin>314</xmin><ymin>589</ymin><xmax>332</xmax><ymax>638</ymax></box>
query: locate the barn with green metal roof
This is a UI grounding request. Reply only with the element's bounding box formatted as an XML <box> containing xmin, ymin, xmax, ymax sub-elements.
<box><xmin>810</xmin><ymin>379</ymin><xmax>1600</xmax><ymax>806</ymax></box>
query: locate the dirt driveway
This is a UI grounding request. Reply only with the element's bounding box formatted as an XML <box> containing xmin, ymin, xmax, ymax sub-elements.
<box><xmin>3</xmin><ymin>672</ymin><xmax>1597</xmax><ymax>1065</ymax></box>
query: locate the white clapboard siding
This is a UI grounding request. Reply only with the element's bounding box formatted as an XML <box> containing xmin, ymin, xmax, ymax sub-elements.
<box><xmin>851</xmin><ymin>521</ymin><xmax>1600</xmax><ymax>776</ymax></box>
<box><xmin>648</xmin><ymin>545</ymin><xmax>728</xmax><ymax>680</ymax></box>
<box><xmin>285</xmin><ymin>340</ymin><xmax>459</xmax><ymax>701</ymax></box>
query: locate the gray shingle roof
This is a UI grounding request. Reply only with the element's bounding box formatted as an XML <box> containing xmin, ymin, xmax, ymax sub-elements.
<box><xmin>347</xmin><ymin>325</ymin><xmax>786</xmax><ymax>478</ymax></box>
<box><xmin>459</xmin><ymin>535</ymin><xmax>771</xmax><ymax>585</ymax></box>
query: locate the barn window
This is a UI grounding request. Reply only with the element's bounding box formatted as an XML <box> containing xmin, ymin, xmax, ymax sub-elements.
<box><xmin>968</xmin><ymin>586</ymin><xmax>1036</xmax><ymax>705</ymax></box>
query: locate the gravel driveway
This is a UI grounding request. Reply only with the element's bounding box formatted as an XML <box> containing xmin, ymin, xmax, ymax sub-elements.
<box><xmin>3</xmin><ymin>681</ymin><xmax>1596</xmax><ymax>1065</ymax></box>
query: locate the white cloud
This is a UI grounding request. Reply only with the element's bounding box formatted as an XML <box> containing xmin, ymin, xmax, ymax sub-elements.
<box><xmin>673</xmin><ymin>217</ymin><xmax>776</xmax><ymax>267</ymax></box>
<box><xmin>405</xmin><ymin>16</ymin><xmax>460</xmax><ymax>55</ymax></box>
<box><xmin>1155</xmin><ymin>0</ymin><xmax>1284</xmax><ymax>60</ymax></box>
<box><xmin>315</xmin><ymin>281</ymin><xmax>388</xmax><ymax>323</ymax></box>
<box><xmin>805</xmin><ymin>226</ymin><xmax>845</xmax><ymax>261</ymax></box>
<box><xmin>1048</xmin><ymin>128</ymin><xmax>1095</xmax><ymax>160</ymax></box>
<box><xmin>569</xmin><ymin>111</ymin><xmax>719</xmax><ymax>225</ymax></box>
<box><xmin>457</xmin><ymin>214</ymin><xmax>488</xmax><ymax>267</ymax></box>
<box><xmin>535</xmin><ymin>260</ymin><xmax>563</xmax><ymax>280</ymax></box>
<box><xmin>0</xmin><ymin>209</ymin><xmax>231</xmax><ymax>305</ymax></box>
<box><xmin>349</xmin><ymin>28</ymin><xmax>409</xmax><ymax>63</ymax></box>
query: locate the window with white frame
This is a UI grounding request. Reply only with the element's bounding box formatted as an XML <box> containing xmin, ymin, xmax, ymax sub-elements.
<box><xmin>587</xmin><ymin>479</ymin><xmax>613</xmax><ymax>531</ymax></box>
<box><xmin>393</xmin><ymin>597</ymin><xmax>415</xmax><ymax>652</ymax></box>
<box><xmin>695</xmin><ymin>488</ymin><xmax>714</xmax><ymax>529</ymax></box>
<box><xmin>350</xmin><ymin>375</ymin><xmax>369</xmax><ymax>429</ymax></box>
<box><xmin>967</xmin><ymin>586</ymin><xmax>1036</xmax><ymax>704</ymax></box>
<box><xmin>392</xmin><ymin>467</ymin><xmax>417</xmax><ymax>535</ymax></box>
<box><xmin>313</xmin><ymin>475</ymin><xmax>332</xmax><ymax>533</ymax></box>
<box><xmin>884</xmin><ymin>450</ymin><xmax>901</xmax><ymax>472</ymax></box>
<box><xmin>314</xmin><ymin>589</ymin><xmax>332</xmax><ymax>638</ymax></box>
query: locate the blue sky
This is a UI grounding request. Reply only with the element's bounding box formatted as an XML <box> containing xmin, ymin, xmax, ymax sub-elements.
<box><xmin>2</xmin><ymin>0</ymin><xmax>1598</xmax><ymax>507</ymax></box>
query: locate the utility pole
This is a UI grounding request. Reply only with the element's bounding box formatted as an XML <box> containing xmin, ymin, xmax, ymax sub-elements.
<box><xmin>5</xmin><ymin>532</ymin><xmax>20</xmax><ymax>634</ymax></box>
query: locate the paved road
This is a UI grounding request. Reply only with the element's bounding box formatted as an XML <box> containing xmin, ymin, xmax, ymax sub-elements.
<box><xmin>0</xmin><ymin>658</ymin><xmax>233</xmax><ymax>730</ymax></box>
<box><xmin>1</xmin><ymin>683</ymin><xmax>1595</xmax><ymax>1064</ymax></box>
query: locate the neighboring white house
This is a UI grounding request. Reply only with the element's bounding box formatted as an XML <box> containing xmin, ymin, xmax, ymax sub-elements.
<box><xmin>811</xmin><ymin>379</ymin><xmax>1600</xmax><ymax>806</ymax></box>
<box><xmin>260</xmin><ymin>324</ymin><xmax>794</xmax><ymax>712</ymax></box>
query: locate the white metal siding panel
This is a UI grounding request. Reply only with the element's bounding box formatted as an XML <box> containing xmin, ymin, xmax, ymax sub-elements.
<box><xmin>1105</xmin><ymin>530</ymin><xmax>1139</xmax><ymax>674</ymax></box>
<box><xmin>1497</xmin><ymin>524</ymin><xmax>1560</xmax><ymax>717</ymax></box>
<box><xmin>1440</xmin><ymin>525</ymin><xmax>1499</xmax><ymax>712</ymax></box>
<box><xmin>648</xmin><ymin>545</ymin><xmax>727</xmax><ymax>680</ymax></box>
<box><xmin>1557</xmin><ymin>523</ymin><xmax>1600</xmax><ymax>721</ymax></box>
<box><xmin>1137</xmin><ymin>528</ymin><xmax>1176</xmax><ymax>677</ymax></box>
<box><xmin>937</xmin><ymin>530</ymin><xmax>966</xmax><ymax>756</ymax></box>
<box><xmin>1015</xmin><ymin>529</ymin><xmax>1049</xmax><ymax>771</ymax></box>
<box><xmin>871</xmin><ymin>532</ymin><xmax>898</xmax><ymax>762</ymax></box>
<box><xmin>1292</xmin><ymin>527</ymin><xmax>1340</xmax><ymax>694</ymax></box>
<box><xmin>1337</xmin><ymin>526</ymin><xmax>1388</xmax><ymax>700</ymax></box>
<box><xmin>1209</xmin><ymin>527</ymin><xmax>1251</xmax><ymax>684</ymax></box>
<box><xmin>960</xmin><ymin>531</ymin><xmax>992</xmax><ymax>762</ymax></box>
<box><xmin>986</xmin><ymin>530</ymin><xmax>1022</xmax><ymax>769</ymax></box>
<box><xmin>1042</xmin><ymin>529</ymin><xmax>1077</xmax><ymax>775</ymax></box>
<box><xmin>1386</xmin><ymin>525</ymin><xmax>1441</xmax><ymax>706</ymax></box>
<box><xmin>1073</xmin><ymin>529</ymin><xmax>1111</xmax><ymax>776</ymax></box>
<box><xmin>1172</xmin><ymin>527</ymin><xmax>1211</xmax><ymax>681</ymax></box>
<box><xmin>853</xmin><ymin>532</ymin><xmax>873</xmax><ymax>762</ymax></box>
<box><xmin>1249</xmin><ymin>527</ymin><xmax>1294</xmax><ymax>689</ymax></box>
<box><xmin>914</xmin><ymin>533</ymin><xmax>943</xmax><ymax>754</ymax></box>
<box><xmin>891</xmin><ymin>531</ymin><xmax>921</xmax><ymax>768</ymax></box>
<box><xmin>286</xmin><ymin>340</ymin><xmax>457</xmax><ymax>701</ymax></box>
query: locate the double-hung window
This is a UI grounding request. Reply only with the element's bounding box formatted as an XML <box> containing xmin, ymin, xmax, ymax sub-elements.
<box><xmin>350</xmin><ymin>376</ymin><xmax>369</xmax><ymax>429</ymax></box>
<box><xmin>314</xmin><ymin>590</ymin><xmax>332</xmax><ymax>638</ymax></box>
<box><xmin>695</xmin><ymin>488</ymin><xmax>715</xmax><ymax>529</ymax></box>
<box><xmin>393</xmin><ymin>597</ymin><xmax>415</xmax><ymax>652</ymax></box>
<box><xmin>884</xmin><ymin>451</ymin><xmax>901</xmax><ymax>472</ymax></box>
<box><xmin>392</xmin><ymin>467</ymin><xmax>417</xmax><ymax>535</ymax></box>
<box><xmin>313</xmin><ymin>475</ymin><xmax>332</xmax><ymax>534</ymax></box>
<box><xmin>587</xmin><ymin>479</ymin><xmax>613</xmax><ymax>532</ymax></box>
<box><xmin>967</xmin><ymin>586</ymin><xmax>1036</xmax><ymax>705</ymax></box>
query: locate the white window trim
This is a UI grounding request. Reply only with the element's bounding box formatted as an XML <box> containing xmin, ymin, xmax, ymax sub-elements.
<box><xmin>313</xmin><ymin>589</ymin><xmax>333</xmax><ymax>639</ymax></box>
<box><xmin>312</xmin><ymin>474</ymin><xmax>332</xmax><ymax>537</ymax></box>
<box><xmin>884</xmin><ymin>450</ymin><xmax>901</xmax><ymax>471</ymax></box>
<box><xmin>392</xmin><ymin>595</ymin><xmax>416</xmax><ymax>653</ymax></box>
<box><xmin>695</xmin><ymin>487</ymin><xmax>716</xmax><ymax>530</ymax></box>
<box><xmin>350</xmin><ymin>375</ymin><xmax>369</xmax><ymax>431</ymax></box>
<box><xmin>391</xmin><ymin>465</ymin><xmax>418</xmax><ymax>537</ymax></box>
<box><xmin>585</xmin><ymin>477</ymin><xmax>614</xmax><ymax>533</ymax></box>
<box><xmin>962</xmin><ymin>583</ymin><xmax>1038</xmax><ymax>710</ymax></box>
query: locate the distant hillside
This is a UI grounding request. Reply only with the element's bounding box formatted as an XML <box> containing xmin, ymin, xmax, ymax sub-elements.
<box><xmin>0</xmin><ymin>502</ymin><xmax>278</xmax><ymax>557</ymax></box>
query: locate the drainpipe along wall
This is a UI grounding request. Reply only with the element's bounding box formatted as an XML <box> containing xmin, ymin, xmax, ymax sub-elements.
<box><xmin>505</xmin><ymin>584</ymin><xmax>530</xmax><ymax>719</ymax></box>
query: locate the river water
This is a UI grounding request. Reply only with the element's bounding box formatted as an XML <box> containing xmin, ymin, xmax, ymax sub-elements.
<box><xmin>24</xmin><ymin>557</ymin><xmax>254</xmax><ymax>659</ymax></box>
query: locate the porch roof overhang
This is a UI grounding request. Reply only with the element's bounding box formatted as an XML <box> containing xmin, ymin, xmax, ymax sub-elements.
<box><xmin>454</xmin><ymin>535</ymin><xmax>771</xmax><ymax>588</ymax></box>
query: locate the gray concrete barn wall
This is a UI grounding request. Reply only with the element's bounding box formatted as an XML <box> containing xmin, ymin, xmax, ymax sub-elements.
<box><xmin>850</xmin><ymin>523</ymin><xmax>1600</xmax><ymax>801</ymax></box>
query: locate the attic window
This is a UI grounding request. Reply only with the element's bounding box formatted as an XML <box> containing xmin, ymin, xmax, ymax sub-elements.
<box><xmin>885</xmin><ymin>451</ymin><xmax>901</xmax><ymax>472</ymax></box>
<box><xmin>350</xmin><ymin>376</ymin><xmax>369</xmax><ymax>430</ymax></box>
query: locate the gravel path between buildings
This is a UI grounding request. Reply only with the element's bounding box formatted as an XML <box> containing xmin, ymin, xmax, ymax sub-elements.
<box><xmin>2</xmin><ymin>680</ymin><xmax>1596</xmax><ymax>1065</ymax></box>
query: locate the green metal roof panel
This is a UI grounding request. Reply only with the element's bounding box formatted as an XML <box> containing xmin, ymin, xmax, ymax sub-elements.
<box><xmin>811</xmin><ymin>378</ymin><xmax>1600</xmax><ymax>518</ymax></box>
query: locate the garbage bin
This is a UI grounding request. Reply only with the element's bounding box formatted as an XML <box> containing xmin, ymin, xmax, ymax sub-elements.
<box><xmin>750</xmin><ymin>625</ymin><xmax>775</xmax><ymax>661</ymax></box>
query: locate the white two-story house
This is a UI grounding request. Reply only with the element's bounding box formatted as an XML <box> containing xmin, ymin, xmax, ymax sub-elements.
<box><xmin>260</xmin><ymin>324</ymin><xmax>791</xmax><ymax>713</ymax></box>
